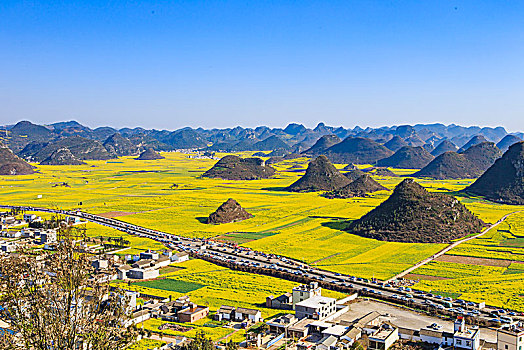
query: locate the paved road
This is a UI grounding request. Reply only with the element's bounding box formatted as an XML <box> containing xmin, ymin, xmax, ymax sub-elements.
<box><xmin>386</xmin><ymin>211</ymin><xmax>522</xmax><ymax>283</ymax></box>
<box><xmin>0</xmin><ymin>204</ymin><xmax>513</xmax><ymax>322</ymax></box>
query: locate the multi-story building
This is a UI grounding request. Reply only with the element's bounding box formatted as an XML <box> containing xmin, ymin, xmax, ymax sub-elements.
<box><xmin>295</xmin><ymin>296</ymin><xmax>336</xmax><ymax>320</ymax></box>
<box><xmin>292</xmin><ymin>282</ymin><xmax>322</xmax><ymax>308</ymax></box>
<box><xmin>498</xmin><ymin>323</ymin><xmax>524</xmax><ymax>350</ymax></box>
<box><xmin>454</xmin><ymin>317</ymin><xmax>480</xmax><ymax>350</ymax></box>
<box><xmin>368</xmin><ymin>324</ymin><xmax>399</xmax><ymax>350</ymax></box>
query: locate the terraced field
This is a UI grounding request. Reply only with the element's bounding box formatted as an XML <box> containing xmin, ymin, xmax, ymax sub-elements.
<box><xmin>1</xmin><ymin>151</ymin><xmax>523</xmax><ymax>308</ymax></box>
<box><xmin>412</xmin><ymin>211</ymin><xmax>524</xmax><ymax>311</ymax></box>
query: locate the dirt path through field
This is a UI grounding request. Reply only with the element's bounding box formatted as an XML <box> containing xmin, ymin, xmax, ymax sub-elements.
<box><xmin>385</xmin><ymin>210</ymin><xmax>522</xmax><ymax>283</ymax></box>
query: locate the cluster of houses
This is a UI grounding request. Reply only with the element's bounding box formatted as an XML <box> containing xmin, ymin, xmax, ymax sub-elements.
<box><xmin>256</xmin><ymin>283</ymin><xmax>503</xmax><ymax>350</ymax></box>
<box><xmin>115</xmin><ymin>250</ymin><xmax>189</xmax><ymax>280</ymax></box>
<box><xmin>128</xmin><ymin>295</ymin><xmax>210</xmax><ymax>325</ymax></box>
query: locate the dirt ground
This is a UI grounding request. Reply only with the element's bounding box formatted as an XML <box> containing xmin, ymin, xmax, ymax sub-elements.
<box><xmin>435</xmin><ymin>254</ymin><xmax>512</xmax><ymax>267</ymax></box>
<box><xmin>337</xmin><ymin>299</ymin><xmax>497</xmax><ymax>342</ymax></box>
<box><xmin>98</xmin><ymin>211</ymin><xmax>135</xmax><ymax>218</ymax></box>
<box><xmin>404</xmin><ymin>273</ymin><xmax>450</xmax><ymax>281</ymax></box>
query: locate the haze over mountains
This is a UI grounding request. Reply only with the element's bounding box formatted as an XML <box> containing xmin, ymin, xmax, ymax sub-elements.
<box><xmin>1</xmin><ymin>120</ymin><xmax>523</xmax><ymax>180</ymax></box>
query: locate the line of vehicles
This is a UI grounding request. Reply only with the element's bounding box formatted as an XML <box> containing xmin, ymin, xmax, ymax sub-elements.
<box><xmin>1</xmin><ymin>204</ymin><xmax>520</xmax><ymax>324</ymax></box>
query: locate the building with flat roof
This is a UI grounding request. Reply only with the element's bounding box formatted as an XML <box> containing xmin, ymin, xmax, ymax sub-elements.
<box><xmin>215</xmin><ymin>305</ymin><xmax>236</xmax><ymax>321</ymax></box>
<box><xmin>454</xmin><ymin>317</ymin><xmax>480</xmax><ymax>350</ymax></box>
<box><xmin>127</xmin><ymin>268</ymin><xmax>159</xmax><ymax>280</ymax></box>
<box><xmin>497</xmin><ymin>323</ymin><xmax>524</xmax><ymax>350</ymax></box>
<box><xmin>368</xmin><ymin>324</ymin><xmax>399</xmax><ymax>350</ymax></box>
<box><xmin>235</xmin><ymin>307</ymin><xmax>262</xmax><ymax>323</ymax></box>
<box><xmin>295</xmin><ymin>295</ymin><xmax>336</xmax><ymax>320</ymax></box>
<box><xmin>288</xmin><ymin>317</ymin><xmax>315</xmax><ymax>339</ymax></box>
<box><xmin>292</xmin><ymin>282</ymin><xmax>321</xmax><ymax>308</ymax></box>
<box><xmin>178</xmin><ymin>304</ymin><xmax>209</xmax><ymax>323</ymax></box>
<box><xmin>267</xmin><ymin>314</ymin><xmax>297</xmax><ymax>334</ymax></box>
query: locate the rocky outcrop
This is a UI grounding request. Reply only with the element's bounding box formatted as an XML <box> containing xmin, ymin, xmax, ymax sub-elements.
<box><xmin>135</xmin><ymin>148</ymin><xmax>165</xmax><ymax>160</ymax></box>
<box><xmin>0</xmin><ymin>144</ymin><xmax>35</xmax><ymax>175</ymax></box>
<box><xmin>323</xmin><ymin>137</ymin><xmax>394</xmax><ymax>164</ymax></box>
<box><xmin>202</xmin><ymin>155</ymin><xmax>275</xmax><ymax>180</ymax></box>
<box><xmin>347</xmin><ymin>179</ymin><xmax>485</xmax><ymax>243</ymax></box>
<box><xmin>324</xmin><ymin>174</ymin><xmax>388</xmax><ymax>199</ymax></box>
<box><xmin>40</xmin><ymin>148</ymin><xmax>86</xmax><ymax>165</ymax></box>
<box><xmin>286</xmin><ymin>155</ymin><xmax>351</xmax><ymax>192</ymax></box>
<box><xmin>206</xmin><ymin>198</ymin><xmax>253</xmax><ymax>224</ymax></box>
<box><xmin>466</xmin><ymin>142</ymin><xmax>524</xmax><ymax>205</ymax></box>
<box><xmin>377</xmin><ymin>146</ymin><xmax>434</xmax><ymax>169</ymax></box>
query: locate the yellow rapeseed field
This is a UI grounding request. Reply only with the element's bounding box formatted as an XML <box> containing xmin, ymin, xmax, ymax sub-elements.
<box><xmin>1</xmin><ymin>151</ymin><xmax>523</xmax><ymax>307</ymax></box>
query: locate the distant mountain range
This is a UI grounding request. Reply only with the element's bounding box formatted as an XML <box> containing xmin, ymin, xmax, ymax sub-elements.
<box><xmin>1</xmin><ymin>120</ymin><xmax>522</xmax><ymax>175</ymax></box>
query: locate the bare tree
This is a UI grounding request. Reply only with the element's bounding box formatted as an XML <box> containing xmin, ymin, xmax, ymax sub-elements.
<box><xmin>0</xmin><ymin>227</ymin><xmax>137</xmax><ymax>349</ymax></box>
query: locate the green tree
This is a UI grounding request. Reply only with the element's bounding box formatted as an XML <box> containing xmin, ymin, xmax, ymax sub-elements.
<box><xmin>226</xmin><ymin>339</ymin><xmax>239</xmax><ymax>350</ymax></box>
<box><xmin>181</xmin><ymin>330</ymin><xmax>213</xmax><ymax>350</ymax></box>
<box><xmin>351</xmin><ymin>340</ymin><xmax>365</xmax><ymax>350</ymax></box>
<box><xmin>0</xmin><ymin>226</ymin><xmax>136</xmax><ymax>350</ymax></box>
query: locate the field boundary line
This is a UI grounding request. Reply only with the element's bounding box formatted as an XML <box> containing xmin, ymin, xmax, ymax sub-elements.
<box><xmin>385</xmin><ymin>210</ymin><xmax>522</xmax><ymax>283</ymax></box>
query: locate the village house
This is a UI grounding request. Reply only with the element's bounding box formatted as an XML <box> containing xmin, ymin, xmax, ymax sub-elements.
<box><xmin>454</xmin><ymin>317</ymin><xmax>480</xmax><ymax>350</ymax></box>
<box><xmin>368</xmin><ymin>324</ymin><xmax>399</xmax><ymax>350</ymax></box>
<box><xmin>295</xmin><ymin>296</ymin><xmax>337</xmax><ymax>320</ymax></box>
<box><xmin>171</xmin><ymin>251</ymin><xmax>190</xmax><ymax>263</ymax></box>
<box><xmin>292</xmin><ymin>282</ymin><xmax>322</xmax><ymax>308</ymax></box>
<box><xmin>266</xmin><ymin>293</ymin><xmax>293</xmax><ymax>310</ymax></box>
<box><xmin>140</xmin><ymin>250</ymin><xmax>160</xmax><ymax>260</ymax></box>
<box><xmin>234</xmin><ymin>307</ymin><xmax>262</xmax><ymax>323</ymax></box>
<box><xmin>23</xmin><ymin>214</ymin><xmax>37</xmax><ymax>222</ymax></box>
<box><xmin>127</xmin><ymin>267</ymin><xmax>159</xmax><ymax>280</ymax></box>
<box><xmin>155</xmin><ymin>255</ymin><xmax>172</xmax><ymax>268</ymax></box>
<box><xmin>178</xmin><ymin>303</ymin><xmax>209</xmax><ymax>323</ymax></box>
<box><xmin>116</xmin><ymin>265</ymin><xmax>132</xmax><ymax>279</ymax></box>
<box><xmin>497</xmin><ymin>322</ymin><xmax>524</xmax><ymax>350</ymax></box>
<box><xmin>215</xmin><ymin>305</ymin><xmax>236</xmax><ymax>321</ymax></box>
<box><xmin>267</xmin><ymin>314</ymin><xmax>297</xmax><ymax>334</ymax></box>
<box><xmin>91</xmin><ymin>259</ymin><xmax>109</xmax><ymax>270</ymax></box>
<box><xmin>0</xmin><ymin>241</ymin><xmax>17</xmax><ymax>253</ymax></box>
<box><xmin>6</xmin><ymin>230</ymin><xmax>21</xmax><ymax>238</ymax></box>
<box><xmin>288</xmin><ymin>317</ymin><xmax>315</xmax><ymax>339</ymax></box>
<box><xmin>40</xmin><ymin>229</ymin><xmax>57</xmax><ymax>244</ymax></box>
<box><xmin>1</xmin><ymin>216</ymin><xmax>16</xmax><ymax>225</ymax></box>
<box><xmin>132</xmin><ymin>259</ymin><xmax>154</xmax><ymax>269</ymax></box>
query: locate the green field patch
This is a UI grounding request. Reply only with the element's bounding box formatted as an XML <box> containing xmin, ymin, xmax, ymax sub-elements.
<box><xmin>215</xmin><ymin>231</ymin><xmax>278</xmax><ymax>244</ymax></box>
<box><xmin>429</xmin><ymin>290</ymin><xmax>462</xmax><ymax>299</ymax></box>
<box><xmin>134</xmin><ymin>279</ymin><xmax>205</xmax><ymax>293</ymax></box>
<box><xmin>159</xmin><ymin>266</ymin><xmax>185</xmax><ymax>275</ymax></box>
<box><xmin>500</xmin><ymin>238</ymin><xmax>524</xmax><ymax>248</ymax></box>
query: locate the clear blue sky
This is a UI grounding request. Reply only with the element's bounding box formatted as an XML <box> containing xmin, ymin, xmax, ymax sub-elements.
<box><xmin>1</xmin><ymin>1</ymin><xmax>523</xmax><ymax>131</ymax></box>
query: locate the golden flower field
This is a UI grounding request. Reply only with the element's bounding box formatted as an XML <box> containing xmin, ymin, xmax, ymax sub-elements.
<box><xmin>1</xmin><ymin>151</ymin><xmax>524</xmax><ymax>314</ymax></box>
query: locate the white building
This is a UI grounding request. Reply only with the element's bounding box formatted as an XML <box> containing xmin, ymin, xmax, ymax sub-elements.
<box><xmin>419</xmin><ymin>328</ymin><xmax>453</xmax><ymax>346</ymax></box>
<box><xmin>6</xmin><ymin>231</ymin><xmax>21</xmax><ymax>238</ymax></box>
<box><xmin>368</xmin><ymin>324</ymin><xmax>399</xmax><ymax>350</ymax></box>
<box><xmin>127</xmin><ymin>268</ymin><xmax>159</xmax><ymax>280</ymax></box>
<box><xmin>140</xmin><ymin>251</ymin><xmax>160</xmax><ymax>260</ymax></box>
<box><xmin>292</xmin><ymin>282</ymin><xmax>322</xmax><ymax>308</ymax></box>
<box><xmin>23</xmin><ymin>214</ymin><xmax>37</xmax><ymax>222</ymax></box>
<box><xmin>116</xmin><ymin>265</ymin><xmax>132</xmax><ymax>280</ymax></box>
<box><xmin>295</xmin><ymin>296</ymin><xmax>337</xmax><ymax>320</ymax></box>
<box><xmin>0</xmin><ymin>242</ymin><xmax>17</xmax><ymax>253</ymax></box>
<box><xmin>454</xmin><ymin>317</ymin><xmax>480</xmax><ymax>350</ymax></box>
<box><xmin>91</xmin><ymin>259</ymin><xmax>109</xmax><ymax>270</ymax></box>
<box><xmin>155</xmin><ymin>256</ymin><xmax>172</xmax><ymax>268</ymax></box>
<box><xmin>235</xmin><ymin>307</ymin><xmax>262</xmax><ymax>323</ymax></box>
<box><xmin>171</xmin><ymin>252</ymin><xmax>190</xmax><ymax>263</ymax></box>
<box><xmin>40</xmin><ymin>230</ymin><xmax>57</xmax><ymax>244</ymax></box>
<box><xmin>498</xmin><ymin>323</ymin><xmax>524</xmax><ymax>350</ymax></box>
